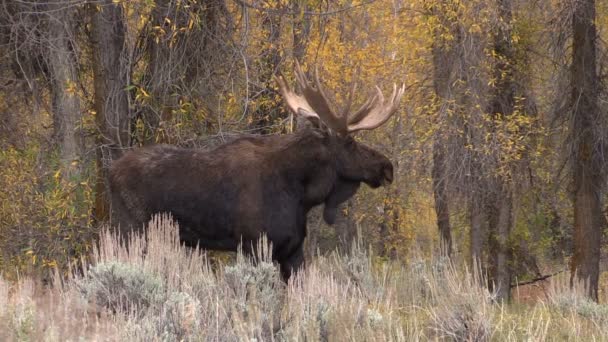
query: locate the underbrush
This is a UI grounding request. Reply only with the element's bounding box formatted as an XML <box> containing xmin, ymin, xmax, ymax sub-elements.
<box><xmin>0</xmin><ymin>215</ymin><xmax>607</xmax><ymax>341</ymax></box>
<box><xmin>0</xmin><ymin>145</ymin><xmax>95</xmax><ymax>279</ymax></box>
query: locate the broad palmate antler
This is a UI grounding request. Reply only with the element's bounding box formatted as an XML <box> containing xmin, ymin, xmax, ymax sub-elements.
<box><xmin>275</xmin><ymin>61</ymin><xmax>405</xmax><ymax>135</ymax></box>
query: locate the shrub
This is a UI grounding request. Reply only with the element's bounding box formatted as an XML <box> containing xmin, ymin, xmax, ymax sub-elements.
<box><xmin>78</xmin><ymin>261</ymin><xmax>165</xmax><ymax>312</ymax></box>
<box><xmin>0</xmin><ymin>145</ymin><xmax>95</xmax><ymax>279</ymax></box>
<box><xmin>426</xmin><ymin>263</ymin><xmax>495</xmax><ymax>341</ymax></box>
<box><xmin>224</xmin><ymin>258</ymin><xmax>283</xmax><ymax>311</ymax></box>
<box><xmin>548</xmin><ymin>275</ymin><xmax>608</xmax><ymax>328</ymax></box>
<box><xmin>158</xmin><ymin>291</ymin><xmax>202</xmax><ymax>340</ymax></box>
<box><xmin>223</xmin><ymin>239</ymin><xmax>284</xmax><ymax>340</ymax></box>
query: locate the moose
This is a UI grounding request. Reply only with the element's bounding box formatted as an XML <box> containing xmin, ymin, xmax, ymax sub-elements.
<box><xmin>109</xmin><ymin>63</ymin><xmax>404</xmax><ymax>280</ymax></box>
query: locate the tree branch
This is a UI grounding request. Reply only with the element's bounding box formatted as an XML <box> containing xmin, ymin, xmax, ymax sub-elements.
<box><xmin>510</xmin><ymin>269</ymin><xmax>565</xmax><ymax>288</ymax></box>
<box><xmin>232</xmin><ymin>0</ymin><xmax>378</xmax><ymax>16</ymax></box>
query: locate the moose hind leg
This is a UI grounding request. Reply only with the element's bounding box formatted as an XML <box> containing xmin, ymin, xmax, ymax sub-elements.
<box><xmin>110</xmin><ymin>191</ymin><xmax>142</xmax><ymax>244</ymax></box>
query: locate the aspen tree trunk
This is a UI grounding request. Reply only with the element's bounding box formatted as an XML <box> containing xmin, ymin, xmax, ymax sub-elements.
<box><xmin>89</xmin><ymin>1</ymin><xmax>131</xmax><ymax>222</ymax></box>
<box><xmin>431</xmin><ymin>34</ymin><xmax>453</xmax><ymax>257</ymax></box>
<box><xmin>293</xmin><ymin>1</ymin><xmax>311</xmax><ymax>63</ymax></box>
<box><xmin>141</xmin><ymin>0</ymin><xmax>172</xmax><ymax>144</ymax></box>
<box><xmin>470</xmin><ymin>195</ymin><xmax>485</xmax><ymax>268</ymax></box>
<box><xmin>380</xmin><ymin>115</ymin><xmax>404</xmax><ymax>259</ymax></box>
<box><xmin>432</xmin><ymin>142</ymin><xmax>452</xmax><ymax>255</ymax></box>
<box><xmin>487</xmin><ymin>0</ymin><xmax>516</xmax><ymax>302</ymax></box>
<box><xmin>250</xmin><ymin>1</ymin><xmax>283</xmax><ymax>133</ymax></box>
<box><xmin>489</xmin><ymin>189</ymin><xmax>513</xmax><ymax>300</ymax></box>
<box><xmin>141</xmin><ymin>0</ymin><xmax>230</xmax><ymax>144</ymax></box>
<box><xmin>569</xmin><ymin>0</ymin><xmax>603</xmax><ymax>301</ymax></box>
<box><xmin>47</xmin><ymin>1</ymin><xmax>83</xmax><ymax>179</ymax></box>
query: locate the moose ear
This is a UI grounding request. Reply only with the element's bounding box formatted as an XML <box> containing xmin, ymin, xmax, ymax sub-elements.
<box><xmin>295</xmin><ymin>108</ymin><xmax>322</xmax><ymax>131</ymax></box>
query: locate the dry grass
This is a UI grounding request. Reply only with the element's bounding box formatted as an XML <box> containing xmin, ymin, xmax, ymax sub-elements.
<box><xmin>1</xmin><ymin>214</ymin><xmax>607</xmax><ymax>341</ymax></box>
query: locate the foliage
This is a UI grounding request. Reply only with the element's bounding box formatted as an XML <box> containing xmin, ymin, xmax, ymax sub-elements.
<box><xmin>0</xmin><ymin>145</ymin><xmax>95</xmax><ymax>279</ymax></box>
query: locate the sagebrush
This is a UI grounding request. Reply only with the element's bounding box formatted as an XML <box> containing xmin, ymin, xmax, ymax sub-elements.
<box><xmin>0</xmin><ymin>215</ymin><xmax>607</xmax><ymax>341</ymax></box>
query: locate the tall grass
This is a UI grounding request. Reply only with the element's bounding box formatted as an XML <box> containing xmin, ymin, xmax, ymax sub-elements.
<box><xmin>0</xmin><ymin>214</ymin><xmax>607</xmax><ymax>341</ymax></box>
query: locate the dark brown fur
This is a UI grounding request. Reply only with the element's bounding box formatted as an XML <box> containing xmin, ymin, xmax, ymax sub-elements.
<box><xmin>109</xmin><ymin>126</ymin><xmax>393</xmax><ymax>279</ymax></box>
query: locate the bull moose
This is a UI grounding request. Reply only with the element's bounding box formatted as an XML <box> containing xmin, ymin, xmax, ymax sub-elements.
<box><xmin>109</xmin><ymin>63</ymin><xmax>404</xmax><ymax>280</ymax></box>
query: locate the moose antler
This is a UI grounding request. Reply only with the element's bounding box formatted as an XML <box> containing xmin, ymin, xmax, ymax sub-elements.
<box><xmin>276</xmin><ymin>61</ymin><xmax>405</xmax><ymax>135</ymax></box>
<box><xmin>346</xmin><ymin>84</ymin><xmax>406</xmax><ymax>133</ymax></box>
<box><xmin>293</xmin><ymin>62</ymin><xmax>348</xmax><ymax>134</ymax></box>
<box><xmin>275</xmin><ymin>71</ymin><xmax>318</xmax><ymax>119</ymax></box>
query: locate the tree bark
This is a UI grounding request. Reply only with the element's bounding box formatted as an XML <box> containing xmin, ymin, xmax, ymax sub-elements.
<box><xmin>470</xmin><ymin>194</ymin><xmax>485</xmax><ymax>269</ymax></box>
<box><xmin>488</xmin><ymin>188</ymin><xmax>513</xmax><ymax>300</ymax></box>
<box><xmin>430</xmin><ymin>1</ymin><xmax>455</xmax><ymax>257</ymax></box>
<box><xmin>250</xmin><ymin>2</ymin><xmax>283</xmax><ymax>133</ymax></box>
<box><xmin>569</xmin><ymin>0</ymin><xmax>603</xmax><ymax>301</ymax></box>
<box><xmin>486</xmin><ymin>0</ymin><xmax>516</xmax><ymax>302</ymax></box>
<box><xmin>140</xmin><ymin>0</ymin><xmax>231</xmax><ymax>144</ymax></box>
<box><xmin>431</xmin><ymin>114</ymin><xmax>452</xmax><ymax>256</ymax></box>
<box><xmin>140</xmin><ymin>0</ymin><xmax>175</xmax><ymax>144</ymax></box>
<box><xmin>339</xmin><ymin>199</ymin><xmax>357</xmax><ymax>250</ymax></box>
<box><xmin>89</xmin><ymin>1</ymin><xmax>131</xmax><ymax>222</ymax></box>
<box><xmin>378</xmin><ymin>115</ymin><xmax>403</xmax><ymax>260</ymax></box>
<box><xmin>292</xmin><ymin>1</ymin><xmax>311</xmax><ymax>63</ymax></box>
<box><xmin>47</xmin><ymin>1</ymin><xmax>83</xmax><ymax>179</ymax></box>
<box><xmin>432</xmin><ymin>142</ymin><xmax>452</xmax><ymax>256</ymax></box>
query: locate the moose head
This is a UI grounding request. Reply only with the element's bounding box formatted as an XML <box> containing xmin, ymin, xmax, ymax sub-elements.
<box><xmin>276</xmin><ymin>62</ymin><xmax>405</xmax><ymax>223</ymax></box>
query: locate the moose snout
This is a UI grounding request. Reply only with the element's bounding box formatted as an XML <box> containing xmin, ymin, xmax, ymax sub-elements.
<box><xmin>381</xmin><ymin>164</ymin><xmax>394</xmax><ymax>186</ymax></box>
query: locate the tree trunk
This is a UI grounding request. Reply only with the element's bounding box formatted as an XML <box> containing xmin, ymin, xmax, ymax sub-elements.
<box><xmin>340</xmin><ymin>199</ymin><xmax>357</xmax><ymax>249</ymax></box>
<box><xmin>431</xmin><ymin>125</ymin><xmax>452</xmax><ymax>257</ymax></box>
<box><xmin>432</xmin><ymin>142</ymin><xmax>452</xmax><ymax>256</ymax></box>
<box><xmin>569</xmin><ymin>0</ymin><xmax>602</xmax><ymax>301</ymax></box>
<box><xmin>488</xmin><ymin>188</ymin><xmax>513</xmax><ymax>300</ymax></box>
<box><xmin>486</xmin><ymin>0</ymin><xmax>516</xmax><ymax>302</ymax></box>
<box><xmin>378</xmin><ymin>115</ymin><xmax>403</xmax><ymax>260</ymax></box>
<box><xmin>430</xmin><ymin>1</ymin><xmax>457</xmax><ymax>257</ymax></box>
<box><xmin>141</xmin><ymin>0</ymin><xmax>231</xmax><ymax>144</ymax></box>
<box><xmin>470</xmin><ymin>195</ymin><xmax>485</xmax><ymax>269</ymax></box>
<box><xmin>292</xmin><ymin>1</ymin><xmax>311</xmax><ymax>63</ymax></box>
<box><xmin>89</xmin><ymin>1</ymin><xmax>131</xmax><ymax>222</ymax></box>
<box><xmin>140</xmin><ymin>0</ymin><xmax>169</xmax><ymax>144</ymax></box>
<box><xmin>378</xmin><ymin>196</ymin><xmax>399</xmax><ymax>260</ymax></box>
<box><xmin>47</xmin><ymin>1</ymin><xmax>83</xmax><ymax>179</ymax></box>
<box><xmin>250</xmin><ymin>2</ymin><xmax>283</xmax><ymax>133</ymax></box>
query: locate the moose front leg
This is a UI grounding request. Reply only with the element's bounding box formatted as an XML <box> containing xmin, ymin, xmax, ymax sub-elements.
<box><xmin>279</xmin><ymin>244</ymin><xmax>305</xmax><ymax>281</ymax></box>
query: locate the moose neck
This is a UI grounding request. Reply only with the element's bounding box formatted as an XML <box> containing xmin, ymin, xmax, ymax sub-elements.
<box><xmin>271</xmin><ymin>129</ymin><xmax>337</xmax><ymax>207</ymax></box>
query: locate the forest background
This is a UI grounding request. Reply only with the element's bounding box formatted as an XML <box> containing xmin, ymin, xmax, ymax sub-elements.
<box><xmin>0</xmin><ymin>0</ymin><xmax>607</xmax><ymax>305</ymax></box>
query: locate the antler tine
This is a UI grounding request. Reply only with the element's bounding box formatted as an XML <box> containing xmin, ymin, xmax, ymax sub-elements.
<box><xmin>346</xmin><ymin>83</ymin><xmax>406</xmax><ymax>133</ymax></box>
<box><xmin>347</xmin><ymin>87</ymin><xmax>381</xmax><ymax>127</ymax></box>
<box><xmin>274</xmin><ymin>72</ymin><xmax>318</xmax><ymax>120</ymax></box>
<box><xmin>312</xmin><ymin>64</ymin><xmax>348</xmax><ymax>134</ymax></box>
<box><xmin>291</xmin><ymin>61</ymin><xmax>347</xmax><ymax>135</ymax></box>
